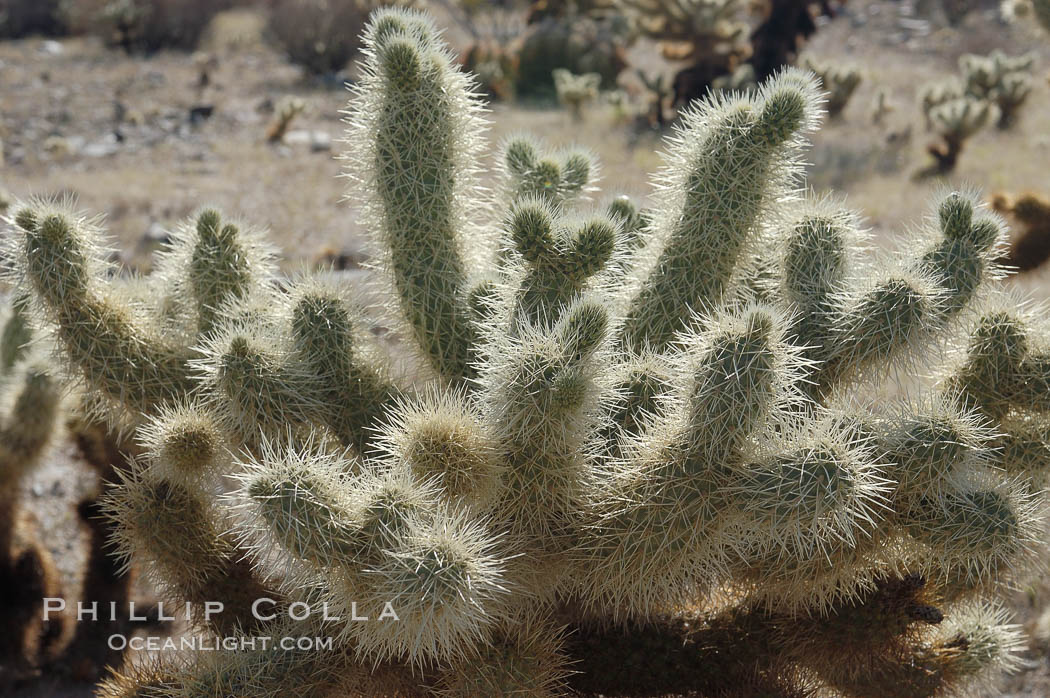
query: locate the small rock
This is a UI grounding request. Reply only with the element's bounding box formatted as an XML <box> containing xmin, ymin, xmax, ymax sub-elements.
<box><xmin>83</xmin><ymin>134</ymin><xmax>120</xmax><ymax>158</ymax></box>
<box><xmin>285</xmin><ymin>129</ymin><xmax>332</xmax><ymax>152</ymax></box>
<box><xmin>189</xmin><ymin>104</ymin><xmax>215</xmax><ymax>125</ymax></box>
<box><xmin>40</xmin><ymin>40</ymin><xmax>63</xmax><ymax>56</ymax></box>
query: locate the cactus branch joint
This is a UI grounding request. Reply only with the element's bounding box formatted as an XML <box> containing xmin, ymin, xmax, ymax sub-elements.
<box><xmin>2</xmin><ymin>6</ymin><xmax>1048</xmax><ymax>698</ymax></box>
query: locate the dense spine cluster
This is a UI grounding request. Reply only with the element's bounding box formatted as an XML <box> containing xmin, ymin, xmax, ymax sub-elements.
<box><xmin>3</xmin><ymin>8</ymin><xmax>1047</xmax><ymax>697</ymax></box>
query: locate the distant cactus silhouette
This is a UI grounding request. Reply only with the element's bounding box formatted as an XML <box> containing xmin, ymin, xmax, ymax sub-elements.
<box><xmin>1002</xmin><ymin>0</ymin><xmax>1050</xmax><ymax>35</ymax></box>
<box><xmin>959</xmin><ymin>50</ymin><xmax>1035</xmax><ymax>129</ymax></box>
<box><xmin>553</xmin><ymin>69</ymin><xmax>602</xmax><ymax>120</ymax></box>
<box><xmin>0</xmin><ymin>294</ymin><xmax>63</xmax><ymax>685</ymax></box>
<box><xmin>800</xmin><ymin>56</ymin><xmax>861</xmax><ymax>118</ymax></box>
<box><xmin>4</xmin><ymin>8</ymin><xmax>1048</xmax><ymax>697</ymax></box>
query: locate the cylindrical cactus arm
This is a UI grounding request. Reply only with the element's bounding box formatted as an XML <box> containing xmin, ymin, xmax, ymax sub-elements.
<box><xmin>813</xmin><ymin>193</ymin><xmax>1004</xmax><ymax>392</ymax></box>
<box><xmin>372</xmin><ymin>388</ymin><xmax>504</xmax><ymax>512</ymax></box>
<box><xmin>880</xmin><ymin>399</ymin><xmax>996</xmax><ymax>503</ymax></box>
<box><xmin>152</xmin><ymin>208</ymin><xmax>276</xmax><ymax>339</ymax></box>
<box><xmin>105</xmin><ymin>466</ymin><xmax>279</xmax><ymax>634</ymax></box>
<box><xmin>504</xmin><ymin>198</ymin><xmax>617</xmax><ymax>327</ymax></box>
<box><xmin>194</xmin><ymin>320</ymin><xmax>321</xmax><ymax>445</ymax></box>
<box><xmin>777</xmin><ymin>202</ymin><xmax>860</xmax><ymax>377</ymax></box>
<box><xmin>240</xmin><ymin>444</ymin><xmax>508</xmax><ymax>667</ymax></box>
<box><xmin>288</xmin><ymin>278</ymin><xmax>399</xmax><ymax>454</ymax></box>
<box><xmin>502</xmin><ymin>136</ymin><xmax>595</xmax><ymax>208</ymax></box>
<box><xmin>106</xmin><ymin>410</ymin><xmax>278</xmax><ymax>634</ymax></box>
<box><xmin>811</xmin><ymin>599</ymin><xmax>1023</xmax><ymax>698</ymax></box>
<box><xmin>573</xmin><ymin>306</ymin><xmax>807</xmax><ymax>617</ymax></box>
<box><xmin>901</xmin><ymin>479</ymin><xmax>1041</xmax><ymax>598</ymax></box>
<box><xmin>345</xmin><ymin>8</ymin><xmax>489</xmax><ymax>383</ymax></box>
<box><xmin>0</xmin><ymin>363</ymin><xmax>60</xmax><ymax>477</ymax></box>
<box><xmin>0</xmin><ymin>291</ymin><xmax>33</xmax><ymax>374</ymax></box>
<box><xmin>0</xmin><ymin>297</ymin><xmax>60</xmax><ymax>479</ymax></box>
<box><xmin>916</xmin><ymin>192</ymin><xmax>1006</xmax><ymax>316</ymax></box>
<box><xmin>948</xmin><ymin>299</ymin><xmax>1050</xmax><ymax>418</ymax></box>
<box><xmin>621</xmin><ymin>68</ymin><xmax>821</xmax><ymax>353</ymax></box>
<box><xmin>479</xmin><ymin>299</ymin><xmax>612</xmax><ymax>555</ymax></box>
<box><xmin>7</xmin><ymin>203</ymin><xmax>195</xmax><ymax>418</ymax></box>
<box><xmin>436</xmin><ymin>615</ymin><xmax>570</xmax><ymax>698</ymax></box>
<box><xmin>677</xmin><ymin>306</ymin><xmax>802</xmax><ymax>465</ymax></box>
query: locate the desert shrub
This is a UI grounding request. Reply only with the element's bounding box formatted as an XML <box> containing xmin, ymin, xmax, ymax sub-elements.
<box><xmin>267</xmin><ymin>0</ymin><xmax>376</xmax><ymax>75</ymax></box>
<box><xmin>67</xmin><ymin>0</ymin><xmax>231</xmax><ymax>53</ymax></box>
<box><xmin>516</xmin><ymin>11</ymin><xmax>629</xmax><ymax>99</ymax></box>
<box><xmin>0</xmin><ymin>0</ymin><xmax>69</xmax><ymax>38</ymax></box>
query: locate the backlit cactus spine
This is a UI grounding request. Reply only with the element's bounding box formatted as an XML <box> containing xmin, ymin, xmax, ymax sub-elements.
<box><xmin>4</xmin><ymin>8</ymin><xmax>1048</xmax><ymax>698</ymax></box>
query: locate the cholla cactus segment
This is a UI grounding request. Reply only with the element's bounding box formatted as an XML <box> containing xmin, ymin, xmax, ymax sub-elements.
<box><xmin>1002</xmin><ymin>0</ymin><xmax>1050</xmax><ymax>34</ymax></box>
<box><xmin>553</xmin><ymin>68</ymin><xmax>602</xmax><ymax>120</ymax></box>
<box><xmin>0</xmin><ymin>292</ymin><xmax>60</xmax><ymax>480</ymax></box>
<box><xmin>800</xmin><ymin>57</ymin><xmax>862</xmax><ymax>118</ymax></box>
<box><xmin>622</xmin><ymin>68</ymin><xmax>821</xmax><ymax>352</ymax></box>
<box><xmin>195</xmin><ymin>319</ymin><xmax>323</xmax><ymax>444</ymax></box>
<box><xmin>436</xmin><ymin>615</ymin><xmax>569</xmax><ymax>697</ymax></box>
<box><xmin>504</xmin><ymin>198</ymin><xmax>617</xmax><ymax>325</ymax></box>
<box><xmin>152</xmin><ymin>208</ymin><xmax>277</xmax><ymax>339</ymax></box>
<box><xmin>0</xmin><ymin>291</ymin><xmax>32</xmax><ymax>374</ymax></box>
<box><xmin>959</xmin><ymin>50</ymin><xmax>1035</xmax><ymax>129</ymax></box>
<box><xmin>287</xmin><ymin>276</ymin><xmax>399</xmax><ymax>453</ymax></box>
<box><xmin>105</xmin><ymin>465</ymin><xmax>277</xmax><ymax>633</ymax></box>
<box><xmin>345</xmin><ymin>8</ymin><xmax>488</xmax><ymax>383</ymax></box>
<box><xmin>374</xmin><ymin>389</ymin><xmax>504</xmax><ymax>511</ymax></box>
<box><xmin>7</xmin><ymin>202</ymin><xmax>197</xmax><ymax>419</ymax></box>
<box><xmin>0</xmin><ymin>361</ymin><xmax>60</xmax><ymax>484</ymax></box>
<box><xmin>137</xmin><ymin>401</ymin><xmax>230</xmax><ymax>485</ymax></box>
<box><xmin>502</xmin><ymin>137</ymin><xmax>596</xmax><ymax>208</ymax></box>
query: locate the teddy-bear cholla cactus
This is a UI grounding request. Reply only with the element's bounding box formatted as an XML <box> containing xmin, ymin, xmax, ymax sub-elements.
<box><xmin>552</xmin><ymin>68</ymin><xmax>602</xmax><ymax>120</ymax></box>
<box><xmin>959</xmin><ymin>50</ymin><xmax>1035</xmax><ymax>129</ymax></box>
<box><xmin>919</xmin><ymin>89</ymin><xmax>995</xmax><ymax>176</ymax></box>
<box><xmin>1002</xmin><ymin>0</ymin><xmax>1050</xmax><ymax>35</ymax></box>
<box><xmin>800</xmin><ymin>56</ymin><xmax>862</xmax><ymax>118</ymax></box>
<box><xmin>0</xmin><ymin>292</ymin><xmax>63</xmax><ymax>681</ymax></box>
<box><xmin>3</xmin><ymin>8</ymin><xmax>1046</xmax><ymax>697</ymax></box>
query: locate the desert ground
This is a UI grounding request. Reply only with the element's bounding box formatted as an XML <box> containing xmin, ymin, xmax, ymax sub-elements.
<box><xmin>2</xmin><ymin>0</ymin><xmax>1050</xmax><ymax>695</ymax></box>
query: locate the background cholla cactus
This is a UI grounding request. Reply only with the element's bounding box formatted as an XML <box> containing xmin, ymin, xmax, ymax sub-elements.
<box><xmin>552</xmin><ymin>68</ymin><xmax>602</xmax><ymax>120</ymax></box>
<box><xmin>800</xmin><ymin>56</ymin><xmax>861</xmax><ymax>118</ymax></box>
<box><xmin>871</xmin><ymin>86</ymin><xmax>895</xmax><ymax>125</ymax></box>
<box><xmin>959</xmin><ymin>50</ymin><xmax>1036</xmax><ymax>129</ymax></box>
<box><xmin>618</xmin><ymin>0</ymin><xmax>752</xmax><ymax>101</ymax></box>
<box><xmin>4</xmin><ymin>8</ymin><xmax>1050</xmax><ymax>697</ymax></box>
<box><xmin>265</xmin><ymin>96</ymin><xmax>307</xmax><ymax>144</ymax></box>
<box><xmin>1002</xmin><ymin>0</ymin><xmax>1050</xmax><ymax>35</ymax></box>
<box><xmin>0</xmin><ymin>293</ymin><xmax>63</xmax><ymax>684</ymax></box>
<box><xmin>515</xmin><ymin>5</ymin><xmax>630</xmax><ymax>100</ymax></box>
<box><xmin>919</xmin><ymin>93</ymin><xmax>995</xmax><ymax>176</ymax></box>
